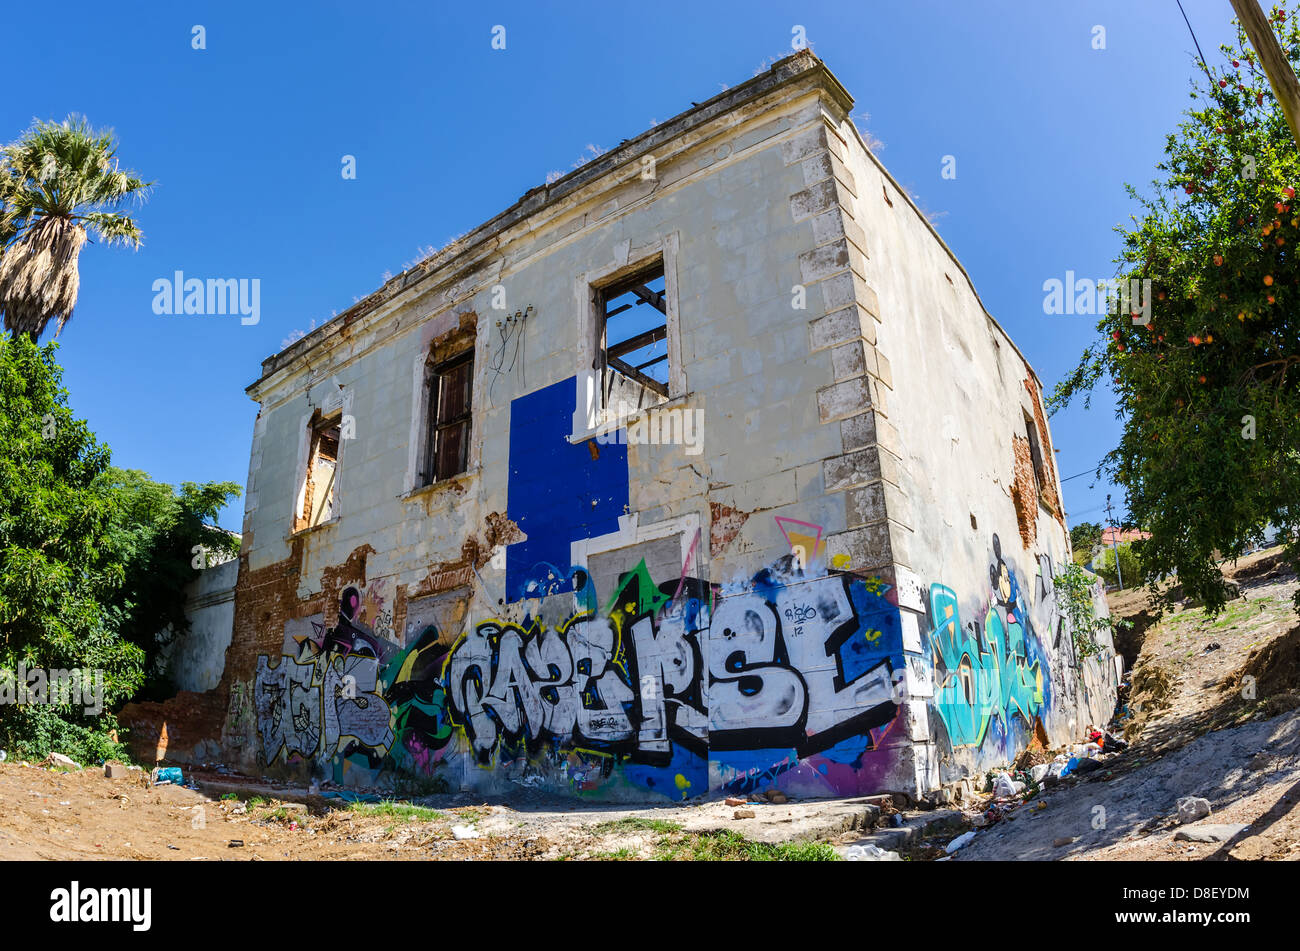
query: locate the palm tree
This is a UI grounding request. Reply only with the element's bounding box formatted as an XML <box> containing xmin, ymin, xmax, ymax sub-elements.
<box><xmin>0</xmin><ymin>116</ymin><xmax>149</xmax><ymax>340</ymax></box>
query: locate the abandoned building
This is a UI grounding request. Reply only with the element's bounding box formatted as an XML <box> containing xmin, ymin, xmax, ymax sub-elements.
<box><xmin>121</xmin><ymin>50</ymin><xmax>1119</xmax><ymax>802</ymax></box>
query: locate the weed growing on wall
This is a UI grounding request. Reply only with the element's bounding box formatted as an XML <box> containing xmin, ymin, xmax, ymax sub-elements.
<box><xmin>1054</xmin><ymin>563</ymin><xmax>1126</xmax><ymax>660</ymax></box>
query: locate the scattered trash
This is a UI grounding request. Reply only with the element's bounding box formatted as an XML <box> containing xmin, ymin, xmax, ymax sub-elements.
<box><xmin>1029</xmin><ymin>763</ymin><xmax>1050</xmax><ymax>785</ymax></box>
<box><xmin>167</xmin><ymin>844</ymin><xmax>180</xmax><ymax>851</ymax></box>
<box><xmin>1088</xmin><ymin>730</ymin><xmax>1129</xmax><ymax>752</ymax></box>
<box><xmin>1177</xmin><ymin>797</ymin><xmax>1213</xmax><ymax>824</ymax></box>
<box><xmin>288</xmin><ymin>821</ymin><xmax>299</xmax><ymax>831</ymax></box>
<box><xmin>1202</xmin><ymin>641</ymin><xmax>1222</xmax><ymax>654</ymax></box>
<box><xmin>0</xmin><ymin>750</ymin><xmax>6</xmax><ymax>762</ymax></box>
<box><xmin>945</xmin><ymin>830</ymin><xmax>977</xmax><ymax>854</ymax></box>
<box><xmin>451</xmin><ymin>824</ymin><xmax>481</xmax><ymax>840</ymax></box>
<box><xmin>845</xmin><ymin>844</ymin><xmax>901</xmax><ymax>861</ymax></box>
<box><xmin>228</xmin><ymin>839</ymin><xmax>245</xmax><ymax>848</ymax></box>
<box><xmin>1074</xmin><ymin>758</ymin><xmax>1105</xmax><ymax>775</ymax></box>
<box><xmin>42</xmin><ymin>753</ymin><xmax>79</xmax><ymax>770</ymax></box>
<box><xmin>891</xmin><ymin>813</ymin><xmax>903</xmax><ymax>827</ymax></box>
<box><xmin>151</xmin><ymin>766</ymin><xmax>183</xmax><ymax>786</ymax></box>
<box><xmin>992</xmin><ymin>774</ymin><xmax>1024</xmax><ymax>799</ymax></box>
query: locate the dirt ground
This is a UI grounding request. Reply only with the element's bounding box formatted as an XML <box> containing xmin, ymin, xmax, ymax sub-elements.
<box><xmin>0</xmin><ymin>761</ymin><xmax>871</xmax><ymax>861</ymax></box>
<box><xmin>4</xmin><ymin>547</ymin><xmax>1299</xmax><ymax>861</ymax></box>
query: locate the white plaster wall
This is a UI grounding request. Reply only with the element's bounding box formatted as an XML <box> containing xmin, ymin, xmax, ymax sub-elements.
<box><xmin>157</xmin><ymin>558</ymin><xmax>238</xmax><ymax>693</ymax></box>
<box><xmin>833</xmin><ymin>116</ymin><xmax>1118</xmax><ymax>772</ymax></box>
<box><xmin>242</xmin><ymin>89</ymin><xmax>853</xmax><ymax>604</ymax></box>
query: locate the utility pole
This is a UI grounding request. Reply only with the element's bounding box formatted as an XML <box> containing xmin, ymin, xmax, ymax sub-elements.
<box><xmin>1231</xmin><ymin>0</ymin><xmax>1300</xmax><ymax>149</ymax></box>
<box><xmin>1105</xmin><ymin>494</ymin><xmax>1124</xmax><ymax>591</ymax></box>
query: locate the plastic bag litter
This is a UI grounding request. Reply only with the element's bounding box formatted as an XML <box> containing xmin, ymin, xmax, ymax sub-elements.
<box><xmin>845</xmin><ymin>844</ymin><xmax>901</xmax><ymax>861</ymax></box>
<box><xmin>992</xmin><ymin>774</ymin><xmax>1024</xmax><ymax>798</ymax></box>
<box><xmin>945</xmin><ymin>831</ymin><xmax>977</xmax><ymax>854</ymax></box>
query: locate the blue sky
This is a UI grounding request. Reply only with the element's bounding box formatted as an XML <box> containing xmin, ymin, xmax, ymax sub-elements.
<box><xmin>5</xmin><ymin>0</ymin><xmax>1241</xmax><ymax>531</ymax></box>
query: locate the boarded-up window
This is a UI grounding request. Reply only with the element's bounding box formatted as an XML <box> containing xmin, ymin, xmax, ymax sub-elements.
<box><xmin>424</xmin><ymin>352</ymin><xmax>473</xmax><ymax>484</ymax></box>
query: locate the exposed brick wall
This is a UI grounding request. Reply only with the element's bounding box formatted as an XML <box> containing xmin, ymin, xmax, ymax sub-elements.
<box><xmin>1024</xmin><ymin>375</ymin><xmax>1065</xmax><ymax>528</ymax></box>
<box><xmin>1010</xmin><ymin>433</ymin><xmax>1038</xmax><ymax>550</ymax></box>
<box><xmin>118</xmin><ymin>689</ymin><xmax>229</xmax><ymax>765</ymax></box>
<box><xmin>118</xmin><ymin>539</ymin><xmax>387</xmax><ymax>768</ymax></box>
<box><xmin>709</xmin><ymin>501</ymin><xmax>749</xmax><ymax>557</ymax></box>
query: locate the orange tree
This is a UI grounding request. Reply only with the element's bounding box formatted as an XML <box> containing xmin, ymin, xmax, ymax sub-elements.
<box><xmin>1051</xmin><ymin>4</ymin><xmax>1300</xmax><ymax>614</ymax></box>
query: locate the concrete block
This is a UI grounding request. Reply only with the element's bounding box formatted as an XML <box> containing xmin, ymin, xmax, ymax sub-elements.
<box><xmin>845</xmin><ymin>480</ymin><xmax>909</xmax><ymax>530</ymax></box>
<box><xmin>900</xmin><ymin>611</ymin><xmax>923</xmax><ymax>653</ymax></box>
<box><xmin>840</xmin><ymin>411</ymin><xmax>900</xmax><ymax>457</ymax></box>
<box><xmin>841</xmin><ymin>214</ymin><xmax>869</xmax><ymax>258</ymax></box>
<box><xmin>816</xmin><ymin>377</ymin><xmax>871</xmax><ymax>424</ymax></box>
<box><xmin>798</xmin><ymin>239</ymin><xmax>852</xmax><ymax>284</ymax></box>
<box><xmin>869</xmin><ymin>377</ymin><xmax>890</xmax><ymax>418</ymax></box>
<box><xmin>809</xmin><ymin>304</ymin><xmax>876</xmax><ymax>351</ymax></box>
<box><xmin>818</xmin><ymin>270</ymin><xmax>866</xmax><ymax>312</ymax></box>
<box><xmin>789</xmin><ymin>177</ymin><xmax>850</xmax><ymax>222</ymax></box>
<box><xmin>831</xmin><ymin>340</ymin><xmax>878</xmax><ymax>381</ymax></box>
<box><xmin>809</xmin><ymin>209</ymin><xmax>846</xmax><ymax>247</ymax></box>
<box><xmin>859</xmin><ymin>281</ymin><xmax>880</xmax><ymax>321</ymax></box>
<box><xmin>825</xmin><ymin>520</ymin><xmax>910</xmax><ymax>572</ymax></box>
<box><xmin>875</xmin><ymin>352</ymin><xmax>893</xmax><ymax>389</ymax></box>
<box><xmin>1174</xmin><ymin>824</ymin><xmax>1247</xmax><ymax>843</ymax></box>
<box><xmin>800</xmin><ymin>150</ymin><xmax>857</xmax><ymax>197</ymax></box>
<box><xmin>823</xmin><ymin>448</ymin><xmax>881</xmax><ymax>493</ymax></box>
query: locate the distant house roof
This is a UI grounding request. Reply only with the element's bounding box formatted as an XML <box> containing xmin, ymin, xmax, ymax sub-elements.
<box><xmin>1100</xmin><ymin>526</ymin><xmax>1149</xmax><ymax>546</ymax></box>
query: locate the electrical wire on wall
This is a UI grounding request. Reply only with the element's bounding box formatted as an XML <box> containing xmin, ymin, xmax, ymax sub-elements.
<box><xmin>486</xmin><ymin>305</ymin><xmax>531</xmax><ymax>405</ymax></box>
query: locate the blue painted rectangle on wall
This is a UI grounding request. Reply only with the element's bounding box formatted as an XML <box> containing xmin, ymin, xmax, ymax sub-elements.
<box><xmin>506</xmin><ymin>376</ymin><xmax>629</xmax><ymax>601</ymax></box>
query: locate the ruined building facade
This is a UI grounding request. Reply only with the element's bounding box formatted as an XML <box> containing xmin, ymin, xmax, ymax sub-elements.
<box><xmin>123</xmin><ymin>52</ymin><xmax>1118</xmax><ymax>802</ymax></box>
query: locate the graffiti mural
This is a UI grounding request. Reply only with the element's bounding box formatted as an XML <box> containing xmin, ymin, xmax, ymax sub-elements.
<box><xmin>254</xmin><ymin>587</ymin><xmax>398</xmax><ymax>769</ymax></box>
<box><xmin>253</xmin><ymin>554</ymin><xmax>911</xmax><ymax>799</ymax></box>
<box><xmin>927</xmin><ymin>534</ymin><xmax>1047</xmax><ymax>751</ymax></box>
<box><xmin>254</xmin><ymin>585</ymin><xmax>456</xmax><ymax>784</ymax></box>
<box><xmin>445</xmin><ymin>559</ymin><xmax>902</xmax><ymax>762</ymax></box>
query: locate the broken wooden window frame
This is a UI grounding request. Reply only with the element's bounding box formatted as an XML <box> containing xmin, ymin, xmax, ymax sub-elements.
<box><xmin>597</xmin><ymin>261</ymin><xmax>670</xmax><ymax>402</ymax></box>
<box><xmin>298</xmin><ymin>410</ymin><xmax>343</xmax><ymax>531</ymax></box>
<box><xmin>421</xmin><ymin>350</ymin><xmax>474</xmax><ymax>486</ymax></box>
